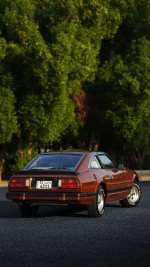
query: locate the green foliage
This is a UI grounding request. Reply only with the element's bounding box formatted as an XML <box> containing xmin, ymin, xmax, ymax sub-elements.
<box><xmin>0</xmin><ymin>0</ymin><xmax>125</xmax><ymax>148</ymax></box>
<box><xmin>11</xmin><ymin>148</ymin><xmax>36</xmax><ymax>173</ymax></box>
<box><xmin>1</xmin><ymin>0</ymin><xmax>150</xmax><ymax>160</ymax></box>
<box><xmin>19</xmin><ymin>91</ymin><xmax>78</xmax><ymax>144</ymax></box>
<box><xmin>99</xmin><ymin>36</ymin><xmax>150</xmax><ymax>148</ymax></box>
<box><xmin>0</xmin><ymin>37</ymin><xmax>18</xmax><ymax>143</ymax></box>
<box><xmin>0</xmin><ymin>87</ymin><xmax>18</xmax><ymax>143</ymax></box>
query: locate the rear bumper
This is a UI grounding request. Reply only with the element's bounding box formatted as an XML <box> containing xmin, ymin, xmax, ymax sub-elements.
<box><xmin>6</xmin><ymin>191</ymin><xmax>96</xmax><ymax>205</ymax></box>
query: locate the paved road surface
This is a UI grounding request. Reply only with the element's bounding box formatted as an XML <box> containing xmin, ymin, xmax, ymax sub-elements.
<box><xmin>0</xmin><ymin>182</ymin><xmax>150</xmax><ymax>267</ymax></box>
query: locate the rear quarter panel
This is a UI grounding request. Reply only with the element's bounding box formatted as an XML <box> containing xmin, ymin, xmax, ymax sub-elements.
<box><xmin>104</xmin><ymin>168</ymin><xmax>136</xmax><ymax>203</ymax></box>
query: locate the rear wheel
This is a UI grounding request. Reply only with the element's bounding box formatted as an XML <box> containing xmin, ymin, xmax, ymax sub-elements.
<box><xmin>120</xmin><ymin>181</ymin><xmax>141</xmax><ymax>207</ymax></box>
<box><xmin>19</xmin><ymin>204</ymin><xmax>39</xmax><ymax>217</ymax></box>
<box><xmin>87</xmin><ymin>185</ymin><xmax>105</xmax><ymax>218</ymax></box>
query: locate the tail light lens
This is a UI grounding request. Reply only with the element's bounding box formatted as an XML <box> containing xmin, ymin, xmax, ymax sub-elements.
<box><xmin>61</xmin><ymin>178</ymin><xmax>79</xmax><ymax>189</ymax></box>
<box><xmin>9</xmin><ymin>177</ymin><xmax>80</xmax><ymax>189</ymax></box>
<box><xmin>9</xmin><ymin>178</ymin><xmax>26</xmax><ymax>189</ymax></box>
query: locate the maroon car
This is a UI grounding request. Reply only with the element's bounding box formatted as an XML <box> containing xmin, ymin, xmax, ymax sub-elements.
<box><xmin>6</xmin><ymin>151</ymin><xmax>141</xmax><ymax>217</ymax></box>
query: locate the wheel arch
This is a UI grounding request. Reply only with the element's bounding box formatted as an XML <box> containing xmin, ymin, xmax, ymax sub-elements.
<box><xmin>134</xmin><ymin>175</ymin><xmax>140</xmax><ymax>183</ymax></box>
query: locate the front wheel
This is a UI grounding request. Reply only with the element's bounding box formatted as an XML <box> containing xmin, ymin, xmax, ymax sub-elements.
<box><xmin>87</xmin><ymin>185</ymin><xmax>105</xmax><ymax>218</ymax></box>
<box><xmin>19</xmin><ymin>204</ymin><xmax>39</xmax><ymax>217</ymax></box>
<box><xmin>120</xmin><ymin>182</ymin><xmax>141</xmax><ymax>207</ymax></box>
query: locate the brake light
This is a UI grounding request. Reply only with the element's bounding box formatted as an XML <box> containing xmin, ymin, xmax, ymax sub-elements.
<box><xmin>61</xmin><ymin>178</ymin><xmax>79</xmax><ymax>189</ymax></box>
<box><xmin>9</xmin><ymin>178</ymin><xmax>26</xmax><ymax>189</ymax></box>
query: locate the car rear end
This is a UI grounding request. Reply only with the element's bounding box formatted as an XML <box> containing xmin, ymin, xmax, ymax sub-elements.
<box><xmin>6</xmin><ymin>169</ymin><xmax>83</xmax><ymax>205</ymax></box>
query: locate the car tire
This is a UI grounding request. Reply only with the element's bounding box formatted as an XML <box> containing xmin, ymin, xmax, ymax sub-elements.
<box><xmin>87</xmin><ymin>185</ymin><xmax>105</xmax><ymax>218</ymax></box>
<box><xmin>19</xmin><ymin>204</ymin><xmax>39</xmax><ymax>217</ymax></box>
<box><xmin>119</xmin><ymin>181</ymin><xmax>141</xmax><ymax>207</ymax></box>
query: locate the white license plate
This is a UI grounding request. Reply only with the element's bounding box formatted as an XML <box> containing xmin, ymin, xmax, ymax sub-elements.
<box><xmin>36</xmin><ymin>181</ymin><xmax>52</xmax><ymax>189</ymax></box>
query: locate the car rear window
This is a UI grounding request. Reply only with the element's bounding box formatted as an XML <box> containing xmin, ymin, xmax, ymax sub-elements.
<box><xmin>24</xmin><ymin>154</ymin><xmax>83</xmax><ymax>170</ymax></box>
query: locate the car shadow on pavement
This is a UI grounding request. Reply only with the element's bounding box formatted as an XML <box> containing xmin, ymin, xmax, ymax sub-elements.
<box><xmin>0</xmin><ymin>202</ymin><xmax>21</xmax><ymax>218</ymax></box>
<box><xmin>36</xmin><ymin>204</ymin><xmax>89</xmax><ymax>218</ymax></box>
<box><xmin>0</xmin><ymin>202</ymin><xmax>124</xmax><ymax>218</ymax></box>
<box><xmin>0</xmin><ymin>202</ymin><xmax>89</xmax><ymax>218</ymax></box>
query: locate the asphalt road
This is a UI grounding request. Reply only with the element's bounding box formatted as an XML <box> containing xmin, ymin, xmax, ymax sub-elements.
<box><xmin>0</xmin><ymin>182</ymin><xmax>150</xmax><ymax>267</ymax></box>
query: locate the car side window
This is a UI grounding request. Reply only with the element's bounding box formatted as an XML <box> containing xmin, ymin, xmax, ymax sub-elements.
<box><xmin>90</xmin><ymin>156</ymin><xmax>101</xmax><ymax>169</ymax></box>
<box><xmin>98</xmin><ymin>154</ymin><xmax>116</xmax><ymax>169</ymax></box>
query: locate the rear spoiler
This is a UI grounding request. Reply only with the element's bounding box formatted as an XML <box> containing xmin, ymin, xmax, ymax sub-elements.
<box><xmin>15</xmin><ymin>169</ymin><xmax>79</xmax><ymax>176</ymax></box>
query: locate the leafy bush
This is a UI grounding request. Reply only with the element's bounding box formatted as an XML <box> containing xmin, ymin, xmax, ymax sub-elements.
<box><xmin>11</xmin><ymin>148</ymin><xmax>36</xmax><ymax>173</ymax></box>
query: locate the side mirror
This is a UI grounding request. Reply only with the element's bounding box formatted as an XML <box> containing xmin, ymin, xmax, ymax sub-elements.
<box><xmin>118</xmin><ymin>164</ymin><xmax>126</xmax><ymax>170</ymax></box>
<box><xmin>118</xmin><ymin>164</ymin><xmax>123</xmax><ymax>169</ymax></box>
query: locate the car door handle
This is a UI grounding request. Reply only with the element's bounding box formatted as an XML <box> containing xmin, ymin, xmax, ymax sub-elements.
<box><xmin>93</xmin><ymin>174</ymin><xmax>97</xmax><ymax>180</ymax></box>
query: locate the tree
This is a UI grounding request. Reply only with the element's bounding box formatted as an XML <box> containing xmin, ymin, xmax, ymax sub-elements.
<box><xmin>0</xmin><ymin>38</ymin><xmax>18</xmax><ymax>144</ymax></box>
<box><xmin>77</xmin><ymin>0</ymin><xmax>150</xmax><ymax>165</ymax></box>
<box><xmin>0</xmin><ymin>0</ymin><xmax>126</xmax><ymax>151</ymax></box>
<box><xmin>97</xmin><ymin>36</ymin><xmax>150</xmax><ymax>167</ymax></box>
<box><xmin>0</xmin><ymin>37</ymin><xmax>18</xmax><ymax>180</ymax></box>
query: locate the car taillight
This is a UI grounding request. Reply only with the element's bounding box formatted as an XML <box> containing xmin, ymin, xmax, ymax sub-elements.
<box><xmin>61</xmin><ymin>178</ymin><xmax>79</xmax><ymax>189</ymax></box>
<box><xmin>9</xmin><ymin>178</ymin><xmax>26</xmax><ymax>189</ymax></box>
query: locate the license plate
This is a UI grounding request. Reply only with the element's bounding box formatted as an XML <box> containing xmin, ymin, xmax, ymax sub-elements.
<box><xmin>36</xmin><ymin>180</ymin><xmax>52</xmax><ymax>189</ymax></box>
